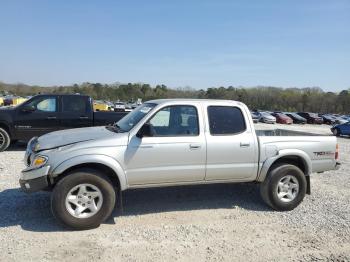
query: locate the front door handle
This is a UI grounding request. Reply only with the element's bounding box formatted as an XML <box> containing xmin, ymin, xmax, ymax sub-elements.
<box><xmin>240</xmin><ymin>142</ymin><xmax>250</xmax><ymax>147</ymax></box>
<box><xmin>79</xmin><ymin>116</ymin><xmax>89</xmax><ymax>119</ymax></box>
<box><xmin>47</xmin><ymin>116</ymin><xmax>57</xmax><ymax>120</ymax></box>
<box><xmin>189</xmin><ymin>144</ymin><xmax>201</xmax><ymax>150</ymax></box>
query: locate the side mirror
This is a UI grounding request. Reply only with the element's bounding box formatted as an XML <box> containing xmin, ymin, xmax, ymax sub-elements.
<box><xmin>21</xmin><ymin>105</ymin><xmax>36</xmax><ymax>112</ymax></box>
<box><xmin>136</xmin><ymin>123</ymin><xmax>153</xmax><ymax>138</ymax></box>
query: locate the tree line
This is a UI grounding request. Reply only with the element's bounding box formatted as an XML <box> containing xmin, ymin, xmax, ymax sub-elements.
<box><xmin>1</xmin><ymin>81</ymin><xmax>349</xmax><ymax>114</ymax></box>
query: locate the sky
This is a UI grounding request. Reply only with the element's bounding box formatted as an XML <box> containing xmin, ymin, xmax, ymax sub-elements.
<box><xmin>0</xmin><ymin>0</ymin><xmax>349</xmax><ymax>91</ymax></box>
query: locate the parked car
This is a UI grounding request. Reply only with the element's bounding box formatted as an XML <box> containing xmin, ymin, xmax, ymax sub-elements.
<box><xmin>0</xmin><ymin>94</ymin><xmax>128</xmax><ymax>151</ymax></box>
<box><xmin>331</xmin><ymin>122</ymin><xmax>350</xmax><ymax>136</ymax></box>
<box><xmin>320</xmin><ymin>114</ymin><xmax>337</xmax><ymax>125</ymax></box>
<box><xmin>93</xmin><ymin>101</ymin><xmax>111</xmax><ymax>111</ymax></box>
<box><xmin>334</xmin><ymin>116</ymin><xmax>348</xmax><ymax>125</ymax></box>
<box><xmin>114</xmin><ymin>102</ymin><xmax>126</xmax><ymax>112</ymax></box>
<box><xmin>250</xmin><ymin>111</ymin><xmax>261</xmax><ymax>123</ymax></box>
<box><xmin>19</xmin><ymin>99</ymin><xmax>340</xmax><ymax>229</ymax></box>
<box><xmin>259</xmin><ymin>111</ymin><xmax>276</xmax><ymax>124</ymax></box>
<box><xmin>272</xmin><ymin>113</ymin><xmax>293</xmax><ymax>124</ymax></box>
<box><xmin>297</xmin><ymin>112</ymin><xmax>323</xmax><ymax>124</ymax></box>
<box><xmin>285</xmin><ymin>112</ymin><xmax>306</xmax><ymax>124</ymax></box>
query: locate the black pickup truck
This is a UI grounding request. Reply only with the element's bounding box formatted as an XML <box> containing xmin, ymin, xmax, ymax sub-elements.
<box><xmin>0</xmin><ymin>94</ymin><xmax>128</xmax><ymax>151</ymax></box>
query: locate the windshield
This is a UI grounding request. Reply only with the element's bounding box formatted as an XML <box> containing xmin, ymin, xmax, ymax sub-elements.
<box><xmin>115</xmin><ymin>103</ymin><xmax>157</xmax><ymax>132</ymax></box>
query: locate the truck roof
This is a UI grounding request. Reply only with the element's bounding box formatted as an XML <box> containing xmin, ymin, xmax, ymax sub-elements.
<box><xmin>30</xmin><ymin>94</ymin><xmax>90</xmax><ymax>97</ymax></box>
<box><xmin>147</xmin><ymin>98</ymin><xmax>244</xmax><ymax>106</ymax></box>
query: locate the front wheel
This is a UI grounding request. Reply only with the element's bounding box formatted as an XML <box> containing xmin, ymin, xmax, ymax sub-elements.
<box><xmin>260</xmin><ymin>164</ymin><xmax>306</xmax><ymax>211</ymax></box>
<box><xmin>332</xmin><ymin>128</ymin><xmax>340</xmax><ymax>137</ymax></box>
<box><xmin>51</xmin><ymin>169</ymin><xmax>116</xmax><ymax>230</ymax></box>
<box><xmin>0</xmin><ymin>127</ymin><xmax>10</xmax><ymax>152</ymax></box>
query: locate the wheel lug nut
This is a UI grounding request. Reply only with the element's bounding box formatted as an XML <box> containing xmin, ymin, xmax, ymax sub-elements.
<box><xmin>82</xmin><ymin>204</ymin><xmax>85</xmax><ymax>207</ymax></box>
<box><xmin>87</xmin><ymin>201</ymin><xmax>91</xmax><ymax>204</ymax></box>
<box><xmin>88</xmin><ymin>196</ymin><xmax>91</xmax><ymax>199</ymax></box>
<box><xmin>83</xmin><ymin>193</ymin><xmax>87</xmax><ymax>196</ymax></box>
<box><xmin>78</xmin><ymin>201</ymin><xmax>81</xmax><ymax>204</ymax></box>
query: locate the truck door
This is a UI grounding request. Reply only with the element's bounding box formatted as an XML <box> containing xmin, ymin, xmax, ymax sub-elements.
<box><xmin>60</xmin><ymin>95</ymin><xmax>93</xmax><ymax>129</ymax></box>
<box><xmin>204</xmin><ymin>105</ymin><xmax>258</xmax><ymax>181</ymax></box>
<box><xmin>125</xmin><ymin>104</ymin><xmax>206</xmax><ymax>185</ymax></box>
<box><xmin>14</xmin><ymin>95</ymin><xmax>60</xmax><ymax>141</ymax></box>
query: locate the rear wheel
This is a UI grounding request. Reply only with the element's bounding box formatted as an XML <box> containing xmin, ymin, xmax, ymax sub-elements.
<box><xmin>260</xmin><ymin>164</ymin><xmax>306</xmax><ymax>211</ymax></box>
<box><xmin>0</xmin><ymin>127</ymin><xmax>10</xmax><ymax>152</ymax></box>
<box><xmin>51</xmin><ymin>168</ymin><xmax>116</xmax><ymax>230</ymax></box>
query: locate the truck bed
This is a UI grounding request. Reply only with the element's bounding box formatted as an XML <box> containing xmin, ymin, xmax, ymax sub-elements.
<box><xmin>256</xmin><ymin>128</ymin><xmax>328</xmax><ymax>137</ymax></box>
<box><xmin>256</xmin><ymin>129</ymin><xmax>337</xmax><ymax>174</ymax></box>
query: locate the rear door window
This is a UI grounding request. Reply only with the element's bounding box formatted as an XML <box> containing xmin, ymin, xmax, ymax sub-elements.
<box><xmin>62</xmin><ymin>96</ymin><xmax>88</xmax><ymax>113</ymax></box>
<box><xmin>207</xmin><ymin>106</ymin><xmax>246</xmax><ymax>135</ymax></box>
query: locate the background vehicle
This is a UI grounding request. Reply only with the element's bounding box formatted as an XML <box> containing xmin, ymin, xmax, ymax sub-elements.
<box><xmin>285</xmin><ymin>112</ymin><xmax>306</xmax><ymax>124</ymax></box>
<box><xmin>19</xmin><ymin>99</ymin><xmax>340</xmax><ymax>229</ymax></box>
<box><xmin>272</xmin><ymin>113</ymin><xmax>293</xmax><ymax>124</ymax></box>
<box><xmin>114</xmin><ymin>102</ymin><xmax>126</xmax><ymax>112</ymax></box>
<box><xmin>250</xmin><ymin>111</ymin><xmax>260</xmax><ymax>123</ymax></box>
<box><xmin>0</xmin><ymin>97</ymin><xmax>3</xmax><ymax>106</ymax></box>
<box><xmin>320</xmin><ymin>114</ymin><xmax>337</xmax><ymax>125</ymax></box>
<box><xmin>259</xmin><ymin>111</ymin><xmax>276</xmax><ymax>124</ymax></box>
<box><xmin>0</xmin><ymin>94</ymin><xmax>128</xmax><ymax>151</ymax></box>
<box><xmin>331</xmin><ymin>122</ymin><xmax>350</xmax><ymax>136</ymax></box>
<box><xmin>297</xmin><ymin>112</ymin><xmax>323</xmax><ymax>124</ymax></box>
<box><xmin>93</xmin><ymin>101</ymin><xmax>111</xmax><ymax>111</ymax></box>
<box><xmin>334</xmin><ymin>116</ymin><xmax>348</xmax><ymax>125</ymax></box>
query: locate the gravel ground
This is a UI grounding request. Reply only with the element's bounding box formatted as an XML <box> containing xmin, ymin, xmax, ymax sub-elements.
<box><xmin>0</xmin><ymin>123</ymin><xmax>349</xmax><ymax>261</ymax></box>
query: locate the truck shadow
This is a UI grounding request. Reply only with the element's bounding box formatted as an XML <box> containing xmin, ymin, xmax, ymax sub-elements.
<box><xmin>0</xmin><ymin>183</ymin><xmax>270</xmax><ymax>232</ymax></box>
<box><xmin>5</xmin><ymin>142</ymin><xmax>26</xmax><ymax>151</ymax></box>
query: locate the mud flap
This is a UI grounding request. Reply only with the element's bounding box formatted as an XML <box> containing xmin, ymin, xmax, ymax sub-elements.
<box><xmin>306</xmin><ymin>175</ymin><xmax>311</xmax><ymax>195</ymax></box>
<box><xmin>118</xmin><ymin>188</ymin><xmax>124</xmax><ymax>214</ymax></box>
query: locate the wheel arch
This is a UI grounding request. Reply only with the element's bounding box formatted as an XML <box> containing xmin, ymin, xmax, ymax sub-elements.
<box><xmin>258</xmin><ymin>149</ymin><xmax>312</xmax><ymax>183</ymax></box>
<box><xmin>50</xmin><ymin>155</ymin><xmax>127</xmax><ymax>191</ymax></box>
<box><xmin>0</xmin><ymin>121</ymin><xmax>12</xmax><ymax>137</ymax></box>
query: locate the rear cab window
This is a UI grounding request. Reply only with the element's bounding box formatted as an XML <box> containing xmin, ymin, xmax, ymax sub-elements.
<box><xmin>207</xmin><ymin>106</ymin><xmax>246</xmax><ymax>135</ymax></box>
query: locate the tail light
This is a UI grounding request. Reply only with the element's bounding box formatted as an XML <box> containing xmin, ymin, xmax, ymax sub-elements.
<box><xmin>335</xmin><ymin>143</ymin><xmax>339</xmax><ymax>160</ymax></box>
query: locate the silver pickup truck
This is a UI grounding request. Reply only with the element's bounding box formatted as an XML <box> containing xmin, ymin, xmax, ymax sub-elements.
<box><xmin>20</xmin><ymin>99</ymin><xmax>340</xmax><ymax>229</ymax></box>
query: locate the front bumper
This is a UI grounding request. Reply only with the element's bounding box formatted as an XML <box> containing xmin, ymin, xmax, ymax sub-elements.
<box><xmin>19</xmin><ymin>165</ymin><xmax>50</xmax><ymax>193</ymax></box>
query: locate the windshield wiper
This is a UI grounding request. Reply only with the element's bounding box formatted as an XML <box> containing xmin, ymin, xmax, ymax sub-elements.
<box><xmin>109</xmin><ymin>123</ymin><xmax>126</xmax><ymax>133</ymax></box>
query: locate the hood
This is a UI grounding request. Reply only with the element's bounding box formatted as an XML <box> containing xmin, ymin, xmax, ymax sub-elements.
<box><xmin>36</xmin><ymin>126</ymin><xmax>118</xmax><ymax>151</ymax></box>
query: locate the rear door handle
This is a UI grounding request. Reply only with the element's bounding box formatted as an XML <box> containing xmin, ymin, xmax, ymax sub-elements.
<box><xmin>47</xmin><ymin>116</ymin><xmax>57</xmax><ymax>120</ymax></box>
<box><xmin>79</xmin><ymin>116</ymin><xmax>89</xmax><ymax>119</ymax></box>
<box><xmin>240</xmin><ymin>142</ymin><xmax>250</xmax><ymax>147</ymax></box>
<box><xmin>189</xmin><ymin>144</ymin><xmax>201</xmax><ymax>150</ymax></box>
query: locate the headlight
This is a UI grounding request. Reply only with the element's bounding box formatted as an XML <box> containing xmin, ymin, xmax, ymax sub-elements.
<box><xmin>32</xmin><ymin>155</ymin><xmax>48</xmax><ymax>168</ymax></box>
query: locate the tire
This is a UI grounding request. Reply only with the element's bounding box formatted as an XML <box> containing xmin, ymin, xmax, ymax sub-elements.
<box><xmin>0</xmin><ymin>127</ymin><xmax>11</xmax><ymax>152</ymax></box>
<box><xmin>260</xmin><ymin>164</ymin><xmax>306</xmax><ymax>211</ymax></box>
<box><xmin>51</xmin><ymin>168</ymin><xmax>116</xmax><ymax>230</ymax></box>
<box><xmin>333</xmin><ymin>128</ymin><xmax>340</xmax><ymax>137</ymax></box>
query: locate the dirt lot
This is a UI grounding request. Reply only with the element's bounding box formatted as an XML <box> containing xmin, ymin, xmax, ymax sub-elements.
<box><xmin>0</xmin><ymin>123</ymin><xmax>349</xmax><ymax>261</ymax></box>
